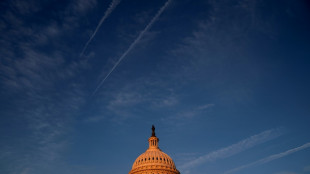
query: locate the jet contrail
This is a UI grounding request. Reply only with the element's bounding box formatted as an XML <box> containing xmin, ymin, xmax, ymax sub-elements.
<box><xmin>180</xmin><ymin>129</ymin><xmax>282</xmax><ymax>170</ymax></box>
<box><xmin>92</xmin><ymin>0</ymin><xmax>172</xmax><ymax>96</ymax></box>
<box><xmin>80</xmin><ymin>0</ymin><xmax>121</xmax><ymax>56</ymax></box>
<box><xmin>223</xmin><ymin>142</ymin><xmax>310</xmax><ymax>174</ymax></box>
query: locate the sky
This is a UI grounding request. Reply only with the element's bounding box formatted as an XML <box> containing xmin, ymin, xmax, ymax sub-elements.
<box><xmin>0</xmin><ymin>0</ymin><xmax>310</xmax><ymax>174</ymax></box>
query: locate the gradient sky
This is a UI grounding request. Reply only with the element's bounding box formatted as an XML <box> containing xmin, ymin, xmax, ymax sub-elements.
<box><xmin>1</xmin><ymin>0</ymin><xmax>310</xmax><ymax>174</ymax></box>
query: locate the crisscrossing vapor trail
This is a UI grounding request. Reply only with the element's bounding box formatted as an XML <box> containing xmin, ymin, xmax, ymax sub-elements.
<box><xmin>180</xmin><ymin>129</ymin><xmax>282</xmax><ymax>170</ymax></box>
<box><xmin>223</xmin><ymin>142</ymin><xmax>310</xmax><ymax>174</ymax></box>
<box><xmin>91</xmin><ymin>0</ymin><xmax>172</xmax><ymax>96</ymax></box>
<box><xmin>80</xmin><ymin>0</ymin><xmax>121</xmax><ymax>56</ymax></box>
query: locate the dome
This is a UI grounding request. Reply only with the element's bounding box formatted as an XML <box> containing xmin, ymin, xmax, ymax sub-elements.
<box><xmin>129</xmin><ymin>126</ymin><xmax>180</xmax><ymax>174</ymax></box>
<box><xmin>131</xmin><ymin>148</ymin><xmax>178</xmax><ymax>171</ymax></box>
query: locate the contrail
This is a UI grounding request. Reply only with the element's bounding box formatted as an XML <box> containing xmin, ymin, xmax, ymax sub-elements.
<box><xmin>180</xmin><ymin>129</ymin><xmax>282</xmax><ymax>170</ymax></box>
<box><xmin>223</xmin><ymin>142</ymin><xmax>310</xmax><ymax>174</ymax></box>
<box><xmin>80</xmin><ymin>0</ymin><xmax>121</xmax><ymax>56</ymax></box>
<box><xmin>92</xmin><ymin>0</ymin><xmax>172</xmax><ymax>96</ymax></box>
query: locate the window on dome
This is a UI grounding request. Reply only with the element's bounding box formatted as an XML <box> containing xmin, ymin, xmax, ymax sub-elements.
<box><xmin>149</xmin><ymin>158</ymin><xmax>150</xmax><ymax>160</ymax></box>
<box><xmin>152</xmin><ymin>157</ymin><xmax>154</xmax><ymax>160</ymax></box>
<box><xmin>156</xmin><ymin>157</ymin><xmax>158</xmax><ymax>160</ymax></box>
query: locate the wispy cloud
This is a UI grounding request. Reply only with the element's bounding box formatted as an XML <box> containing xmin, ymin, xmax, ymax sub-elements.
<box><xmin>91</xmin><ymin>0</ymin><xmax>172</xmax><ymax>96</ymax></box>
<box><xmin>223</xmin><ymin>142</ymin><xmax>310</xmax><ymax>174</ymax></box>
<box><xmin>73</xmin><ymin>0</ymin><xmax>97</xmax><ymax>14</ymax></box>
<box><xmin>0</xmin><ymin>1</ymin><xmax>89</xmax><ymax>173</ymax></box>
<box><xmin>11</xmin><ymin>0</ymin><xmax>41</xmax><ymax>15</ymax></box>
<box><xmin>80</xmin><ymin>0</ymin><xmax>120</xmax><ymax>56</ymax></box>
<box><xmin>197</xmin><ymin>104</ymin><xmax>215</xmax><ymax>110</ymax></box>
<box><xmin>180</xmin><ymin>129</ymin><xmax>282</xmax><ymax>170</ymax></box>
<box><xmin>167</xmin><ymin>0</ymin><xmax>276</xmax><ymax>97</ymax></box>
<box><xmin>85</xmin><ymin>77</ymin><xmax>179</xmax><ymax>123</ymax></box>
<box><xmin>304</xmin><ymin>165</ymin><xmax>310</xmax><ymax>172</ymax></box>
<box><xmin>161</xmin><ymin>103</ymin><xmax>214</xmax><ymax>125</ymax></box>
<box><xmin>274</xmin><ymin>172</ymin><xmax>297</xmax><ymax>174</ymax></box>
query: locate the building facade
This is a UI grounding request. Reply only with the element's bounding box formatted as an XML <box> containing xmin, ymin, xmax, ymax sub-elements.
<box><xmin>128</xmin><ymin>126</ymin><xmax>180</xmax><ymax>174</ymax></box>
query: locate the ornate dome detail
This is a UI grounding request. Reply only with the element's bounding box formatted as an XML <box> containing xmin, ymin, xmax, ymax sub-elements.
<box><xmin>129</xmin><ymin>125</ymin><xmax>180</xmax><ymax>174</ymax></box>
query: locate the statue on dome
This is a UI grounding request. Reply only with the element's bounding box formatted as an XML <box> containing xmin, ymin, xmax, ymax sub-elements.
<box><xmin>152</xmin><ymin>125</ymin><xmax>156</xmax><ymax>137</ymax></box>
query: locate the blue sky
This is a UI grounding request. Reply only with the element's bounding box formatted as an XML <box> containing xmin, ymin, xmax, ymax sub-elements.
<box><xmin>0</xmin><ymin>0</ymin><xmax>310</xmax><ymax>174</ymax></box>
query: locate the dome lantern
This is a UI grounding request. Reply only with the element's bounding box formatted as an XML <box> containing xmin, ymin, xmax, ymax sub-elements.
<box><xmin>148</xmin><ymin>125</ymin><xmax>159</xmax><ymax>149</ymax></box>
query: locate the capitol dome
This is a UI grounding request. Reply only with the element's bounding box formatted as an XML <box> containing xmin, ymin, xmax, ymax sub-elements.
<box><xmin>129</xmin><ymin>126</ymin><xmax>180</xmax><ymax>174</ymax></box>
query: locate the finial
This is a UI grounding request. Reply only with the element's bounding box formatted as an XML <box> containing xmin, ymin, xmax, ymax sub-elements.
<box><xmin>151</xmin><ymin>125</ymin><xmax>156</xmax><ymax>137</ymax></box>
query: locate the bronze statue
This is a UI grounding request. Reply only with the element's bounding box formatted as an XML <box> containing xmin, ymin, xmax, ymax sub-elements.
<box><xmin>151</xmin><ymin>125</ymin><xmax>156</xmax><ymax>137</ymax></box>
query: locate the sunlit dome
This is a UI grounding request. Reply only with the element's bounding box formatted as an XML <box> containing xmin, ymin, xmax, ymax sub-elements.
<box><xmin>129</xmin><ymin>126</ymin><xmax>180</xmax><ymax>174</ymax></box>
